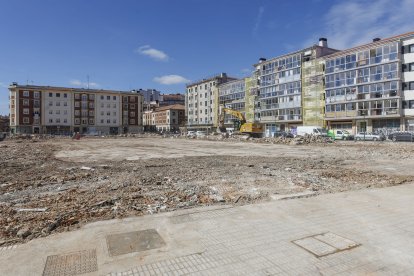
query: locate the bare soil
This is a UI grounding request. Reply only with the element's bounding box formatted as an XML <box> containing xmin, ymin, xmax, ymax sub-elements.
<box><xmin>1</xmin><ymin>136</ymin><xmax>413</xmax><ymax>245</ymax></box>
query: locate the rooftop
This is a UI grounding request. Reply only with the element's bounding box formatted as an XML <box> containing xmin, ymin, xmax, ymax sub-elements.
<box><xmin>155</xmin><ymin>104</ymin><xmax>185</xmax><ymax>112</ymax></box>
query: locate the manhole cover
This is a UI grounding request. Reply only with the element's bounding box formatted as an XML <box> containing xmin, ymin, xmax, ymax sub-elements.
<box><xmin>106</xmin><ymin>229</ymin><xmax>166</xmax><ymax>256</ymax></box>
<box><xmin>292</xmin><ymin>232</ymin><xmax>360</xmax><ymax>258</ymax></box>
<box><xmin>43</xmin><ymin>249</ymin><xmax>97</xmax><ymax>276</ymax></box>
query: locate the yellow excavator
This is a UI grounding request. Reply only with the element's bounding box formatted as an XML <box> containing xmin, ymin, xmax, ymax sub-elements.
<box><xmin>218</xmin><ymin>106</ymin><xmax>263</xmax><ymax>137</ymax></box>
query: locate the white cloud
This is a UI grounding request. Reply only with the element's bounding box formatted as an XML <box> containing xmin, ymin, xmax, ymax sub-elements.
<box><xmin>311</xmin><ymin>0</ymin><xmax>414</xmax><ymax>49</ymax></box>
<box><xmin>252</xmin><ymin>6</ymin><xmax>264</xmax><ymax>36</ymax></box>
<box><xmin>70</xmin><ymin>79</ymin><xmax>99</xmax><ymax>88</ymax></box>
<box><xmin>135</xmin><ymin>45</ymin><xmax>169</xmax><ymax>61</ymax></box>
<box><xmin>153</xmin><ymin>75</ymin><xmax>190</xmax><ymax>85</ymax></box>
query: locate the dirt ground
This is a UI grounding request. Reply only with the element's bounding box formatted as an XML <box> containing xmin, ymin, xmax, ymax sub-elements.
<box><xmin>1</xmin><ymin>136</ymin><xmax>414</xmax><ymax>245</ymax></box>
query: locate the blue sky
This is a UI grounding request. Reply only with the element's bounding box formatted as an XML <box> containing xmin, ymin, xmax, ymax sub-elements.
<box><xmin>1</xmin><ymin>0</ymin><xmax>414</xmax><ymax>115</ymax></box>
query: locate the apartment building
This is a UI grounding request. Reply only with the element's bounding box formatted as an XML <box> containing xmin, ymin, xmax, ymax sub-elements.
<box><xmin>186</xmin><ymin>73</ymin><xmax>237</xmax><ymax>130</ymax></box>
<box><xmin>323</xmin><ymin>32</ymin><xmax>414</xmax><ymax>133</ymax></box>
<box><xmin>9</xmin><ymin>83</ymin><xmax>143</xmax><ymax>135</ymax></box>
<box><xmin>143</xmin><ymin>104</ymin><xmax>185</xmax><ymax>132</ymax></box>
<box><xmin>159</xmin><ymin>93</ymin><xmax>185</xmax><ymax>106</ymax></box>
<box><xmin>256</xmin><ymin>39</ymin><xmax>338</xmax><ymax>136</ymax></box>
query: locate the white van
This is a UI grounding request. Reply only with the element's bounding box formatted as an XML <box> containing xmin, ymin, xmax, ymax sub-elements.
<box><xmin>296</xmin><ymin>126</ymin><xmax>327</xmax><ymax>137</ymax></box>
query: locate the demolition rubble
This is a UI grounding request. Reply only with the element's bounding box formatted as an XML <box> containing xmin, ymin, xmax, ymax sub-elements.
<box><xmin>0</xmin><ymin>135</ymin><xmax>413</xmax><ymax>246</ymax></box>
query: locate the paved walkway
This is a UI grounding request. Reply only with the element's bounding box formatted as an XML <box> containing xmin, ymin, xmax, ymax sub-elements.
<box><xmin>2</xmin><ymin>184</ymin><xmax>414</xmax><ymax>275</ymax></box>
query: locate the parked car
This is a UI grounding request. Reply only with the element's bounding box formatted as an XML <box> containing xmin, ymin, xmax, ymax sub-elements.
<box><xmin>328</xmin><ymin>129</ymin><xmax>354</xmax><ymax>140</ymax></box>
<box><xmin>388</xmin><ymin>131</ymin><xmax>414</xmax><ymax>142</ymax></box>
<box><xmin>196</xmin><ymin>131</ymin><xmax>207</xmax><ymax>137</ymax></box>
<box><xmin>187</xmin><ymin>131</ymin><xmax>196</xmax><ymax>137</ymax></box>
<box><xmin>273</xmin><ymin>131</ymin><xmax>294</xmax><ymax>138</ymax></box>
<box><xmin>296</xmin><ymin>126</ymin><xmax>328</xmax><ymax>137</ymax></box>
<box><xmin>354</xmin><ymin>132</ymin><xmax>384</xmax><ymax>141</ymax></box>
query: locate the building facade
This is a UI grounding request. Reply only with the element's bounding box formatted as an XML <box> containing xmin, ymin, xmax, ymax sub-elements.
<box><xmin>324</xmin><ymin>32</ymin><xmax>414</xmax><ymax>134</ymax></box>
<box><xmin>159</xmin><ymin>93</ymin><xmax>185</xmax><ymax>106</ymax></box>
<box><xmin>9</xmin><ymin>83</ymin><xmax>143</xmax><ymax>135</ymax></box>
<box><xmin>186</xmin><ymin>73</ymin><xmax>237</xmax><ymax>130</ymax></box>
<box><xmin>218</xmin><ymin>78</ymin><xmax>249</xmax><ymax>128</ymax></box>
<box><xmin>143</xmin><ymin>104</ymin><xmax>185</xmax><ymax>132</ymax></box>
<box><xmin>256</xmin><ymin>39</ymin><xmax>338</xmax><ymax>137</ymax></box>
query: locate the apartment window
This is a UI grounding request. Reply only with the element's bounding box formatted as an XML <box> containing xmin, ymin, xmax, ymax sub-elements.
<box><xmin>49</xmin><ymin>110</ymin><xmax>53</xmax><ymax>114</ymax></box>
<box><xmin>130</xmin><ymin>111</ymin><xmax>135</xmax><ymax>117</ymax></box>
<box><xmin>34</xmin><ymin>92</ymin><xmax>40</xmax><ymax>98</ymax></box>
<box><xmin>75</xmin><ymin>94</ymin><xmax>80</xmax><ymax>99</ymax></box>
<box><xmin>64</xmin><ymin>110</ymin><xmax>68</xmax><ymax>115</ymax></box>
<box><xmin>89</xmin><ymin>119</ymin><xmax>94</xmax><ymax>124</ymax></box>
<box><xmin>82</xmin><ymin>110</ymin><xmax>88</xmax><ymax>117</ymax></box>
<box><xmin>100</xmin><ymin>119</ymin><xmax>104</xmax><ymax>123</ymax></box>
<box><xmin>130</xmin><ymin>97</ymin><xmax>135</xmax><ymax>102</ymax></box>
<box><xmin>113</xmin><ymin>96</ymin><xmax>116</xmax><ymax>100</ymax></box>
<box><xmin>49</xmin><ymin>101</ymin><xmax>53</xmax><ymax>106</ymax></box>
<box><xmin>101</xmin><ymin>103</ymin><xmax>104</xmax><ymax>108</ymax></box>
<box><xmin>75</xmin><ymin>110</ymin><xmax>80</xmax><ymax>116</ymax></box>
<box><xmin>81</xmin><ymin>102</ymin><xmax>87</xmax><ymax>109</ymax></box>
<box><xmin>56</xmin><ymin>102</ymin><xmax>60</xmax><ymax>106</ymax></box>
<box><xmin>22</xmin><ymin>91</ymin><xmax>29</xmax><ymax>97</ymax></box>
<box><xmin>56</xmin><ymin>93</ymin><xmax>60</xmax><ymax>97</ymax></box>
<box><xmin>130</xmin><ymin>119</ymin><xmax>135</xmax><ymax>124</ymax></box>
<box><xmin>89</xmin><ymin>102</ymin><xmax>94</xmax><ymax>108</ymax></box>
<box><xmin>107</xmin><ymin>111</ymin><xmax>111</xmax><ymax>116</ymax></box>
<box><xmin>49</xmin><ymin>118</ymin><xmax>53</xmax><ymax>123</ymax></box>
<box><xmin>81</xmin><ymin>94</ymin><xmax>87</xmax><ymax>101</ymax></box>
<box><xmin>112</xmin><ymin>103</ymin><xmax>116</xmax><ymax>108</ymax></box>
<box><xmin>63</xmin><ymin>119</ymin><xmax>67</xmax><ymax>123</ymax></box>
<box><xmin>404</xmin><ymin>82</ymin><xmax>414</xmax><ymax>90</ymax></box>
<box><xmin>107</xmin><ymin>119</ymin><xmax>110</xmax><ymax>123</ymax></box>
<box><xmin>56</xmin><ymin>118</ymin><xmax>60</xmax><ymax>123</ymax></box>
<box><xmin>23</xmin><ymin>108</ymin><xmax>29</xmax><ymax>114</ymax></box>
<box><xmin>49</xmin><ymin>92</ymin><xmax>53</xmax><ymax>97</ymax></box>
<box><xmin>410</xmin><ymin>44</ymin><xmax>414</xmax><ymax>53</ymax></box>
<box><xmin>64</xmin><ymin>93</ymin><xmax>67</xmax><ymax>98</ymax></box>
<box><xmin>107</xmin><ymin>103</ymin><xmax>110</xmax><ymax>108</ymax></box>
<box><xmin>56</xmin><ymin>110</ymin><xmax>60</xmax><ymax>115</ymax></box>
<box><xmin>89</xmin><ymin>110</ymin><xmax>94</xmax><ymax>116</ymax></box>
<box><xmin>107</xmin><ymin>96</ymin><xmax>110</xmax><ymax>100</ymax></box>
<box><xmin>89</xmin><ymin>94</ymin><xmax>94</xmax><ymax>100</ymax></box>
<box><xmin>82</xmin><ymin>119</ymin><xmax>87</xmax><ymax>124</ymax></box>
<box><xmin>23</xmin><ymin>99</ymin><xmax>29</xmax><ymax>106</ymax></box>
<box><xmin>205</xmin><ymin>101</ymin><xmax>207</xmax><ymax>106</ymax></box>
<box><xmin>113</xmin><ymin>111</ymin><xmax>116</xmax><ymax>116</ymax></box>
<box><xmin>64</xmin><ymin>102</ymin><xmax>67</xmax><ymax>106</ymax></box>
<box><xmin>75</xmin><ymin>118</ymin><xmax>80</xmax><ymax>125</ymax></box>
<box><xmin>75</xmin><ymin>102</ymin><xmax>80</xmax><ymax>108</ymax></box>
<box><xmin>130</xmin><ymin>104</ymin><xmax>135</xmax><ymax>109</ymax></box>
<box><xmin>113</xmin><ymin>119</ymin><xmax>116</xmax><ymax>123</ymax></box>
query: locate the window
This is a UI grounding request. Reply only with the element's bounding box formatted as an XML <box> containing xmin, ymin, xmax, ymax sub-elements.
<box><xmin>23</xmin><ymin>99</ymin><xmax>29</xmax><ymax>106</ymax></box>
<box><xmin>107</xmin><ymin>103</ymin><xmax>110</xmax><ymax>108</ymax></box>
<box><xmin>75</xmin><ymin>102</ymin><xmax>80</xmax><ymax>107</ymax></box>
<box><xmin>49</xmin><ymin>118</ymin><xmax>53</xmax><ymax>123</ymax></box>
<box><xmin>81</xmin><ymin>94</ymin><xmax>87</xmax><ymax>101</ymax></box>
<box><xmin>107</xmin><ymin>119</ymin><xmax>110</xmax><ymax>123</ymax></box>
<box><xmin>64</xmin><ymin>110</ymin><xmax>68</xmax><ymax>115</ymax></box>
<box><xmin>82</xmin><ymin>110</ymin><xmax>88</xmax><ymax>117</ymax></box>
<box><xmin>107</xmin><ymin>111</ymin><xmax>111</xmax><ymax>116</ymax></box>
<box><xmin>75</xmin><ymin>94</ymin><xmax>80</xmax><ymax>99</ymax></box>
<box><xmin>75</xmin><ymin>110</ymin><xmax>80</xmax><ymax>116</ymax></box>
<box><xmin>130</xmin><ymin>119</ymin><xmax>135</xmax><ymax>124</ymax></box>
<box><xmin>62</xmin><ymin>102</ymin><xmax>67</xmax><ymax>106</ymax></box>
<box><xmin>107</xmin><ymin>96</ymin><xmax>110</xmax><ymax>100</ymax></box>
<box><xmin>49</xmin><ymin>110</ymin><xmax>53</xmax><ymax>114</ymax></box>
<box><xmin>23</xmin><ymin>91</ymin><xmax>29</xmax><ymax>97</ymax></box>
<box><xmin>113</xmin><ymin>96</ymin><xmax>116</xmax><ymax>100</ymax></box>
<box><xmin>82</xmin><ymin>102</ymin><xmax>87</xmax><ymax>109</ymax></box>
<box><xmin>63</xmin><ymin>119</ymin><xmax>67</xmax><ymax>123</ymax></box>
<box><xmin>130</xmin><ymin>104</ymin><xmax>135</xmax><ymax>109</ymax></box>
<box><xmin>89</xmin><ymin>102</ymin><xmax>94</xmax><ymax>108</ymax></box>
<box><xmin>49</xmin><ymin>92</ymin><xmax>53</xmax><ymax>97</ymax></box>
<box><xmin>56</xmin><ymin>102</ymin><xmax>60</xmax><ymax>106</ymax></box>
<box><xmin>89</xmin><ymin>119</ymin><xmax>94</xmax><ymax>124</ymax></box>
<box><xmin>410</xmin><ymin>44</ymin><xmax>414</xmax><ymax>53</ymax></box>
<box><xmin>89</xmin><ymin>94</ymin><xmax>94</xmax><ymax>100</ymax></box>
<box><xmin>56</xmin><ymin>110</ymin><xmax>60</xmax><ymax>114</ymax></box>
<box><xmin>56</xmin><ymin>93</ymin><xmax>60</xmax><ymax>97</ymax></box>
<box><xmin>100</xmin><ymin>119</ymin><xmax>104</xmax><ymax>123</ymax></box>
<box><xmin>34</xmin><ymin>92</ymin><xmax>40</xmax><ymax>98</ymax></box>
<box><xmin>101</xmin><ymin>95</ymin><xmax>104</xmax><ymax>100</ymax></box>
<box><xmin>23</xmin><ymin>108</ymin><xmax>29</xmax><ymax>114</ymax></box>
<box><xmin>113</xmin><ymin>119</ymin><xmax>116</xmax><ymax>123</ymax></box>
<box><xmin>130</xmin><ymin>111</ymin><xmax>135</xmax><ymax>117</ymax></box>
<box><xmin>89</xmin><ymin>110</ymin><xmax>94</xmax><ymax>116</ymax></box>
<box><xmin>74</xmin><ymin>118</ymin><xmax>80</xmax><ymax>125</ymax></box>
<box><xmin>49</xmin><ymin>101</ymin><xmax>53</xmax><ymax>106</ymax></box>
<box><xmin>64</xmin><ymin>93</ymin><xmax>67</xmax><ymax>98</ymax></box>
<box><xmin>56</xmin><ymin>118</ymin><xmax>60</xmax><ymax>123</ymax></box>
<box><xmin>82</xmin><ymin>119</ymin><xmax>87</xmax><ymax>124</ymax></box>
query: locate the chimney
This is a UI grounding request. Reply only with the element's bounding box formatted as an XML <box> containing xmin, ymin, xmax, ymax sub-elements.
<box><xmin>319</xmin><ymin>38</ymin><xmax>328</xmax><ymax>47</ymax></box>
<box><xmin>259</xmin><ymin>58</ymin><xmax>267</xmax><ymax>63</ymax></box>
<box><xmin>373</xmin><ymin>38</ymin><xmax>381</xmax><ymax>42</ymax></box>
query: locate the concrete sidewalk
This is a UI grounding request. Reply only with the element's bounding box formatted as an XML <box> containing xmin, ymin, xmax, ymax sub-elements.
<box><xmin>2</xmin><ymin>184</ymin><xmax>414</xmax><ymax>276</ymax></box>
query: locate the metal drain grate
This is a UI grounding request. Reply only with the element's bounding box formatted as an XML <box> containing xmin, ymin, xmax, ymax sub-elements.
<box><xmin>106</xmin><ymin>229</ymin><xmax>166</xmax><ymax>256</ymax></box>
<box><xmin>292</xmin><ymin>232</ymin><xmax>360</xmax><ymax>258</ymax></box>
<box><xmin>43</xmin><ymin>249</ymin><xmax>97</xmax><ymax>276</ymax></box>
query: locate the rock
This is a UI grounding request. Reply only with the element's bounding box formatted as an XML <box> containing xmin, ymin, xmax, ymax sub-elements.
<box><xmin>285</xmin><ymin>168</ymin><xmax>292</xmax><ymax>171</ymax></box>
<box><xmin>17</xmin><ymin>227</ymin><xmax>31</xmax><ymax>239</ymax></box>
<box><xmin>80</xmin><ymin>166</ymin><xmax>93</xmax><ymax>171</ymax></box>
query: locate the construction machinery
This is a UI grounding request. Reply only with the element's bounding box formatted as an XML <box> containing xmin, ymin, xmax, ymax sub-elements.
<box><xmin>218</xmin><ymin>106</ymin><xmax>263</xmax><ymax>137</ymax></box>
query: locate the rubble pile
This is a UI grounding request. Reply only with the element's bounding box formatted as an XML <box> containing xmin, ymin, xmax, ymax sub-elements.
<box><xmin>1</xmin><ymin>138</ymin><xmax>413</xmax><ymax>246</ymax></box>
